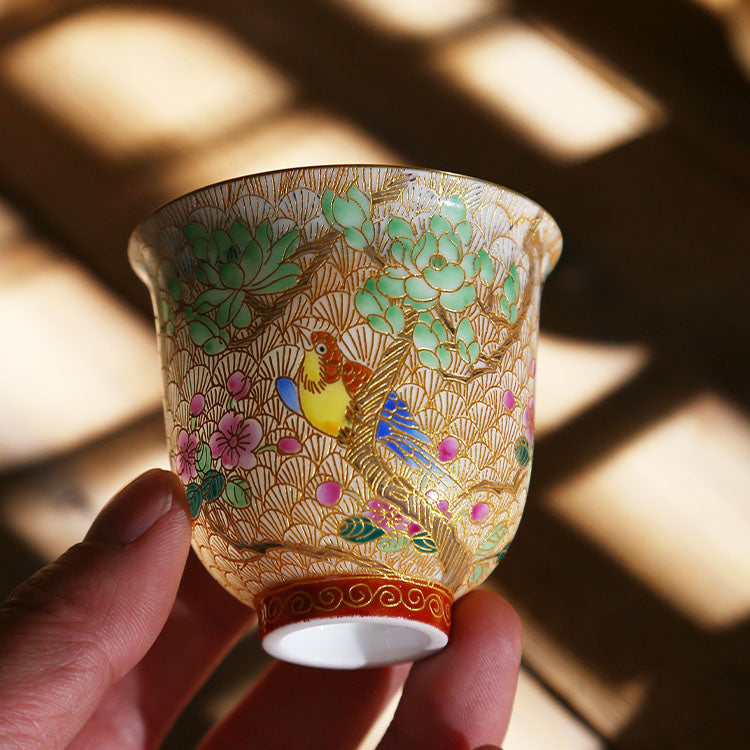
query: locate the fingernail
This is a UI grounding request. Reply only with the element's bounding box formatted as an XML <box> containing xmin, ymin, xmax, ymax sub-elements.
<box><xmin>85</xmin><ymin>469</ymin><xmax>180</xmax><ymax>546</ymax></box>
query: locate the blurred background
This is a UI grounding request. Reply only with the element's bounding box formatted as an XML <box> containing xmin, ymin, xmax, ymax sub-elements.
<box><xmin>0</xmin><ymin>0</ymin><xmax>748</xmax><ymax>747</ymax></box>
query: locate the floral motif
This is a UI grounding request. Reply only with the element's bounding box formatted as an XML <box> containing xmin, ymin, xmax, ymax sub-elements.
<box><xmin>227</xmin><ymin>370</ymin><xmax>250</xmax><ymax>399</ymax></box>
<box><xmin>316</xmin><ymin>481</ymin><xmax>341</xmax><ymax>506</ymax></box>
<box><xmin>278</xmin><ymin>437</ymin><xmax>301</xmax><ymax>454</ymax></box>
<box><xmin>189</xmin><ymin>393</ymin><xmax>205</xmax><ymax>415</ymax></box>
<box><xmin>209</xmin><ymin>412</ymin><xmax>262</xmax><ymax>469</ymax></box>
<box><xmin>175</xmin><ymin>429</ymin><xmax>199</xmax><ymax>484</ymax></box>
<box><xmin>524</xmin><ymin>397</ymin><xmax>535</xmax><ymax>442</ymax></box>
<box><xmin>365</xmin><ymin>499</ymin><xmax>410</xmax><ymax>532</ymax></box>
<box><xmin>438</xmin><ymin>437</ymin><xmax>459</xmax><ymax>462</ymax></box>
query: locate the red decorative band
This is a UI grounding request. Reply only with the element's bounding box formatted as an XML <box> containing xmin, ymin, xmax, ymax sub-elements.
<box><xmin>256</xmin><ymin>575</ymin><xmax>453</xmax><ymax>639</ymax></box>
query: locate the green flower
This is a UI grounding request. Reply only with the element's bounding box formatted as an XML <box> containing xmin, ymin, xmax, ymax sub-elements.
<box><xmin>321</xmin><ymin>184</ymin><xmax>374</xmax><ymax>249</ymax></box>
<box><xmin>412</xmin><ymin>312</ymin><xmax>451</xmax><ymax>370</ymax></box>
<box><xmin>379</xmin><ymin>195</ymin><xmax>484</xmax><ymax>313</ymax></box>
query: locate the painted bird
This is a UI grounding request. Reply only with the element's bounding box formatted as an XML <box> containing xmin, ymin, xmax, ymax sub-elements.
<box><xmin>276</xmin><ymin>331</ymin><xmax>452</xmax><ymax>485</ymax></box>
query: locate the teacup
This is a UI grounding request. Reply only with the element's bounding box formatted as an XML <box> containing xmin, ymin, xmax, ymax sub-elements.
<box><xmin>129</xmin><ymin>165</ymin><xmax>561</xmax><ymax>668</ymax></box>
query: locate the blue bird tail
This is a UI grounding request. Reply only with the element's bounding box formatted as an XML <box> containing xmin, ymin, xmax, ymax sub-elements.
<box><xmin>376</xmin><ymin>391</ymin><xmax>453</xmax><ymax>487</ymax></box>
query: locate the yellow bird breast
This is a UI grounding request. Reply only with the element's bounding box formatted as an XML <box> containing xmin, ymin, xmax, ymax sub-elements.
<box><xmin>299</xmin><ymin>378</ymin><xmax>350</xmax><ymax>436</ymax></box>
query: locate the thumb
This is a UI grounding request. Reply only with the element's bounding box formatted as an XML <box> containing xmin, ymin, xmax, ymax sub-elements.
<box><xmin>0</xmin><ymin>469</ymin><xmax>192</xmax><ymax>750</ymax></box>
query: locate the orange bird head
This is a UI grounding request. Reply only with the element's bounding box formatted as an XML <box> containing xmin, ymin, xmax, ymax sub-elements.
<box><xmin>310</xmin><ymin>331</ymin><xmax>343</xmax><ymax>383</ymax></box>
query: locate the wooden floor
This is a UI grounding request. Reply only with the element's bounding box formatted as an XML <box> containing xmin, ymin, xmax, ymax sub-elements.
<box><xmin>0</xmin><ymin>1</ymin><xmax>748</xmax><ymax>747</ymax></box>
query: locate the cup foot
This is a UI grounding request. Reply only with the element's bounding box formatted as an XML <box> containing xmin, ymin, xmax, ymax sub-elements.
<box><xmin>255</xmin><ymin>574</ymin><xmax>453</xmax><ymax>669</ymax></box>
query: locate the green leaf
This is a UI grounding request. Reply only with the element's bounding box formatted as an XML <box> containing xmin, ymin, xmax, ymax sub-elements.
<box><xmin>509</xmin><ymin>303</ymin><xmax>518</xmax><ymax>323</ymax></box>
<box><xmin>440</xmin><ymin>285</ymin><xmax>476</xmax><ymax>312</ymax></box>
<box><xmin>321</xmin><ymin>189</ymin><xmax>335</xmax><ymax>226</ymax></box>
<box><xmin>346</xmin><ymin>185</ymin><xmax>371</xmax><ymax>216</ymax></box>
<box><xmin>211</xmin><ymin>230</ymin><xmax>233</xmax><ymax>262</ymax></box>
<box><xmin>455</xmin><ymin>220</ymin><xmax>471</xmax><ymax>245</ymax></box>
<box><xmin>385</xmin><ymin>305</ymin><xmax>405</xmax><ymax>333</ymax></box>
<box><xmin>159</xmin><ymin>299</ymin><xmax>170</xmax><ymax>322</ymax></box>
<box><xmin>192</xmin><ymin>237</ymin><xmax>209</xmax><ymax>260</ymax></box>
<box><xmin>204</xmin><ymin>336</ymin><xmax>227</xmax><ymax>355</ymax></box>
<box><xmin>457</xmin><ymin>340</ymin><xmax>469</xmax><ymax>363</ymax></box>
<box><xmin>412</xmin><ymin>531</ymin><xmax>438</xmax><ymax>554</ymax></box>
<box><xmin>469</xmin><ymin>561</ymin><xmax>489</xmax><ymax>583</ymax></box>
<box><xmin>461</xmin><ymin>253</ymin><xmax>480</xmax><ymax>280</ymax></box>
<box><xmin>219</xmin><ymin>262</ymin><xmax>244</xmax><ymax>289</ymax></box>
<box><xmin>256</xmin><ymin>220</ymin><xmax>272</xmax><ymax>256</ymax></box>
<box><xmin>432</xmin><ymin>319</ymin><xmax>447</xmax><ymax>341</ymax></box>
<box><xmin>217</xmin><ymin>291</ymin><xmax>243</xmax><ymax>327</ymax></box>
<box><xmin>167</xmin><ymin>276</ymin><xmax>182</xmax><ymax>301</ymax></box>
<box><xmin>514</xmin><ymin>436</ymin><xmax>531</xmax><ymax>467</ymax></box>
<box><xmin>339</xmin><ymin>515</ymin><xmax>385</xmax><ymax>543</ymax></box>
<box><xmin>418</xmin><ymin>349</ymin><xmax>441</xmax><ymax>369</ymax></box>
<box><xmin>333</xmin><ymin>196</ymin><xmax>366</xmax><ymax>227</ymax></box>
<box><xmin>377</xmin><ymin>273</ymin><xmax>406</xmax><ymax>298</ymax></box>
<box><xmin>436</xmin><ymin>343</ymin><xmax>451</xmax><ymax>369</ymax></box>
<box><xmin>201</xmin><ymin>470</ymin><xmax>226</xmax><ymax>503</ymax></box>
<box><xmin>430</xmin><ymin>214</ymin><xmax>451</xmax><ymax>237</ymax></box>
<box><xmin>413</xmin><ymin>322</ymin><xmax>439</xmax><ymax>351</ymax></box>
<box><xmin>500</xmin><ymin>296</ymin><xmax>510</xmax><ymax>318</ymax></box>
<box><xmin>362</xmin><ymin>219</ymin><xmax>374</xmax><ymax>244</ymax></box>
<box><xmin>504</xmin><ymin>273</ymin><xmax>518</xmax><ymax>304</ymax></box>
<box><xmin>477</xmin><ymin>522</ymin><xmax>508</xmax><ymax>554</ymax></box>
<box><xmin>456</xmin><ymin>317</ymin><xmax>475</xmax><ymax>344</ymax></box>
<box><xmin>196</xmin><ymin>262</ymin><xmax>220</xmax><ymax>286</ymax></box>
<box><xmin>186</xmin><ymin>483</ymin><xmax>202</xmax><ymax>518</ymax></box>
<box><xmin>479</xmin><ymin>250</ymin><xmax>494</xmax><ymax>284</ymax></box>
<box><xmin>388</xmin><ymin>216</ymin><xmax>414</xmax><ymax>239</ymax></box>
<box><xmin>165</xmin><ymin>321</ymin><xmax>175</xmax><ymax>335</ymax></box>
<box><xmin>234</xmin><ymin>303</ymin><xmax>252</xmax><ymax>328</ymax></box>
<box><xmin>195</xmin><ymin>443</ymin><xmax>212</xmax><ymax>475</ymax></box>
<box><xmin>468</xmin><ymin>341</ymin><xmax>480</xmax><ymax>362</ymax></box>
<box><xmin>356</xmin><ymin>284</ymin><xmax>387</xmax><ymax>318</ymax></box>
<box><xmin>224</xmin><ymin>478</ymin><xmax>251</xmax><ymax>508</ymax></box>
<box><xmin>441</xmin><ymin>195</ymin><xmax>467</xmax><ymax>225</ymax></box>
<box><xmin>368</xmin><ymin>314</ymin><xmax>392</xmax><ymax>334</ymax></box>
<box><xmin>189</xmin><ymin>320</ymin><xmax>215</xmax><ymax>346</ymax></box>
<box><xmin>418</xmin><ymin>312</ymin><xmax>434</xmax><ymax>325</ymax></box>
<box><xmin>271</xmin><ymin>228</ymin><xmax>299</xmax><ymax>261</ymax></box>
<box><xmin>230</xmin><ymin>219</ymin><xmax>252</xmax><ymax>251</ymax></box>
<box><xmin>184</xmin><ymin>221</ymin><xmax>209</xmax><ymax>242</ymax></box>
<box><xmin>252</xmin><ymin>264</ymin><xmax>301</xmax><ymax>294</ymax></box>
<box><xmin>377</xmin><ymin>532</ymin><xmax>411</xmax><ymax>553</ymax></box>
<box><xmin>194</xmin><ymin>288</ymin><xmax>232</xmax><ymax>313</ymax></box>
<box><xmin>343</xmin><ymin>227</ymin><xmax>368</xmax><ymax>250</ymax></box>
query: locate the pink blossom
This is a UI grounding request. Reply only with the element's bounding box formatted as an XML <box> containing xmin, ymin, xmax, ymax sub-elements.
<box><xmin>503</xmin><ymin>389</ymin><xmax>515</xmax><ymax>410</ymax></box>
<box><xmin>209</xmin><ymin>412</ymin><xmax>261</xmax><ymax>469</ymax></box>
<box><xmin>471</xmin><ymin>503</ymin><xmax>490</xmax><ymax>522</ymax></box>
<box><xmin>523</xmin><ymin>397</ymin><xmax>535</xmax><ymax>442</ymax></box>
<box><xmin>189</xmin><ymin>393</ymin><xmax>205</xmax><ymax>415</ymax></box>
<box><xmin>530</xmin><ymin>358</ymin><xmax>536</xmax><ymax>377</ymax></box>
<box><xmin>425</xmin><ymin>489</ymin><xmax>439</xmax><ymax>502</ymax></box>
<box><xmin>176</xmin><ymin>429</ymin><xmax>199</xmax><ymax>484</ymax></box>
<box><xmin>437</xmin><ymin>499</ymin><xmax>453</xmax><ymax>519</ymax></box>
<box><xmin>365</xmin><ymin>499</ymin><xmax>409</xmax><ymax>532</ymax></box>
<box><xmin>438</xmin><ymin>436</ymin><xmax>459</xmax><ymax>462</ymax></box>
<box><xmin>227</xmin><ymin>370</ymin><xmax>250</xmax><ymax>399</ymax></box>
<box><xmin>408</xmin><ymin>522</ymin><xmax>422</xmax><ymax>536</ymax></box>
<box><xmin>316</xmin><ymin>481</ymin><xmax>341</xmax><ymax>506</ymax></box>
<box><xmin>278</xmin><ymin>437</ymin><xmax>301</xmax><ymax>454</ymax></box>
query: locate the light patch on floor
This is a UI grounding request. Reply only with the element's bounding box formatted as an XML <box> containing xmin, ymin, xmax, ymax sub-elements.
<box><xmin>1</xmin><ymin>5</ymin><xmax>293</xmax><ymax>158</ymax></box>
<box><xmin>546</xmin><ymin>391</ymin><xmax>750</xmax><ymax>628</ymax></box>
<box><xmin>534</xmin><ymin>334</ymin><xmax>649</xmax><ymax>438</ymax></box>
<box><xmin>0</xmin><ymin>238</ymin><xmax>162</xmax><ymax>468</ymax></box>
<box><xmin>434</xmin><ymin>20</ymin><xmax>663</xmax><ymax>161</ymax></box>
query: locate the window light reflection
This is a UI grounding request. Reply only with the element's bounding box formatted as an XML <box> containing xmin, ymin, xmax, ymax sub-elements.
<box><xmin>435</xmin><ymin>21</ymin><xmax>663</xmax><ymax>162</ymax></box>
<box><xmin>1</xmin><ymin>6</ymin><xmax>293</xmax><ymax>158</ymax></box>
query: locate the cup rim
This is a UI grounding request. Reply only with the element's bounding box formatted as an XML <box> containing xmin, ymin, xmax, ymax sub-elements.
<box><xmin>129</xmin><ymin>162</ymin><xmax>561</xmax><ymax>246</ymax></box>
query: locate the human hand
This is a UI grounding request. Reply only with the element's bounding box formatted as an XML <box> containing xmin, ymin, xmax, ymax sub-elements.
<box><xmin>0</xmin><ymin>470</ymin><xmax>521</xmax><ymax>749</ymax></box>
